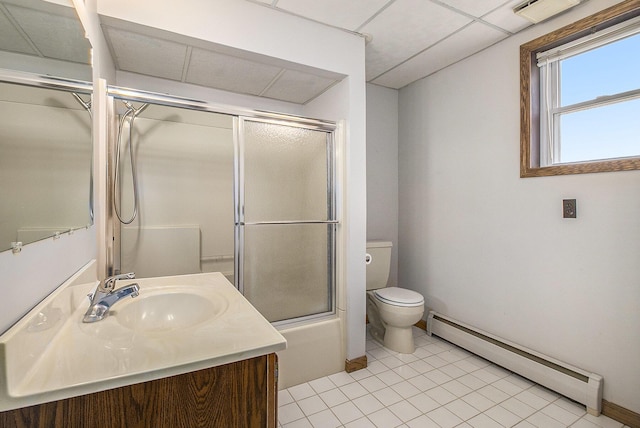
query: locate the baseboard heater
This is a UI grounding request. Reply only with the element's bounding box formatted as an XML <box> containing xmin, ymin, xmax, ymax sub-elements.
<box><xmin>426</xmin><ymin>311</ymin><xmax>603</xmax><ymax>415</ymax></box>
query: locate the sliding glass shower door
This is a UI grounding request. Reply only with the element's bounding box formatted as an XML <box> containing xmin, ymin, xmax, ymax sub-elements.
<box><xmin>237</xmin><ymin>118</ymin><xmax>337</xmax><ymax>324</ymax></box>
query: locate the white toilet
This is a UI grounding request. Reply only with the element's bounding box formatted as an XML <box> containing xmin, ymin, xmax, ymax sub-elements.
<box><xmin>366</xmin><ymin>241</ymin><xmax>424</xmax><ymax>354</ymax></box>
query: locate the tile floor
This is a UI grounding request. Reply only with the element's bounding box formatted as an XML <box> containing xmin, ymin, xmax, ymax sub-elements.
<box><xmin>277</xmin><ymin>327</ymin><xmax>630</xmax><ymax>428</ymax></box>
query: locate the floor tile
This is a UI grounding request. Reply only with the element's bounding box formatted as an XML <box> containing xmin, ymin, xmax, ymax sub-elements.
<box><xmin>582</xmin><ymin>413</ymin><xmax>626</xmax><ymax>428</ymax></box>
<box><xmin>554</xmin><ymin>397</ymin><xmax>587</xmax><ymax>417</ymax></box>
<box><xmin>373</xmin><ymin>386</ymin><xmax>405</xmax><ymax>406</ymax></box>
<box><xmin>278</xmin><ymin>331</ymin><xmax>628</xmax><ymax>428</ymax></box>
<box><xmin>405</xmin><ymin>414</ymin><xmax>442</xmax><ymax>428</ymax></box>
<box><xmin>366</xmin><ymin>360</ymin><xmax>388</xmax><ymax>375</ymax></box>
<box><xmin>350</xmin><ymin>368</ymin><xmax>374</xmax><ymax>381</ymax></box>
<box><xmin>477</xmin><ymin>384</ymin><xmax>510</xmax><ymax>404</ymax></box>
<box><xmin>345</xmin><ymin>416</ymin><xmax>377</xmax><ymax>428</ymax></box>
<box><xmin>359</xmin><ymin>375</ymin><xmax>387</xmax><ymax>393</ymax></box>
<box><xmin>440</xmin><ymin>363</ymin><xmax>468</xmax><ymax>379</ymax></box>
<box><xmin>503</xmin><ymin>373</ymin><xmax>534</xmax><ymax>390</ymax></box>
<box><xmin>279</xmin><ymin>402</ymin><xmax>305</xmax><ymax>425</ymax></box>
<box><xmin>526</xmin><ymin>410</ymin><xmax>567</xmax><ymax>428</ymax></box>
<box><xmin>367</xmin><ymin>347</ymin><xmax>393</xmax><ymax>360</ymax></box>
<box><xmin>279</xmin><ymin>389</ymin><xmax>294</xmax><ymax>406</ymax></box>
<box><xmin>467</xmin><ymin>413</ymin><xmax>504</xmax><ymax>428</ymax></box>
<box><xmin>391</xmin><ymin>380</ymin><xmax>421</xmax><ymax>399</ymax></box>
<box><xmin>485</xmin><ymin>404</ymin><xmax>522</xmax><ymax>427</ymax></box>
<box><xmin>454</xmin><ymin>358</ymin><xmax>483</xmax><ymax>373</ymax></box>
<box><xmin>282</xmin><ymin>417</ymin><xmax>313</xmax><ymax>428</ymax></box>
<box><xmin>340</xmin><ymin>381</ymin><xmax>369</xmax><ymax>400</ymax></box>
<box><xmin>379</xmin><ymin>355</ymin><xmax>405</xmax><ymax>369</ymax></box>
<box><xmin>424</xmin><ymin>355</ymin><xmax>449</xmax><ymax>368</ymax></box>
<box><xmin>500</xmin><ymin>397</ymin><xmax>537</xmax><ymax>419</ymax></box>
<box><xmin>407</xmin><ymin>359</ymin><xmax>435</xmax><ymax>374</ymax></box>
<box><xmin>407</xmin><ymin>392</ymin><xmax>441</xmax><ymax>413</ymax></box>
<box><xmin>368</xmin><ymin>407</ymin><xmax>403</xmax><ymax>428</ymax></box>
<box><xmin>426</xmin><ymin>385</ymin><xmax>458</xmax><ymax>405</ymax></box>
<box><xmin>570</xmin><ymin>418</ymin><xmax>601</xmax><ymax>428</ymax></box>
<box><xmin>288</xmin><ymin>383</ymin><xmax>316</xmax><ymax>401</ymax></box>
<box><xmin>331</xmin><ymin>401</ymin><xmax>365</xmax><ymax>425</ymax></box>
<box><xmin>377</xmin><ymin>370</ymin><xmax>404</xmax><ymax>386</ymax></box>
<box><xmin>513</xmin><ymin>420</ymin><xmax>537</xmax><ymax>428</ymax></box>
<box><xmin>492</xmin><ymin>377</ymin><xmax>525</xmax><ymax>396</ymax></box>
<box><xmin>308</xmin><ymin>376</ymin><xmax>336</xmax><ymax>394</ymax></box>
<box><xmin>407</xmin><ymin>373</ymin><xmax>438</xmax><ymax>391</ymax></box>
<box><xmin>307</xmin><ymin>409</ymin><xmax>341</xmax><ymax>428</ymax></box>
<box><xmin>473</xmin><ymin>367</ymin><xmax>504</xmax><ymax>384</ymax></box>
<box><xmin>458</xmin><ymin>373</ymin><xmax>488</xmax><ymax>390</ymax></box>
<box><xmin>462</xmin><ymin>391</ymin><xmax>496</xmax><ymax>412</ymax></box>
<box><xmin>319</xmin><ymin>388</ymin><xmax>349</xmax><ymax>407</ymax></box>
<box><xmin>424</xmin><ymin>368</ymin><xmax>453</xmax><ymax>385</ymax></box>
<box><xmin>352</xmin><ymin>394</ymin><xmax>385</xmax><ymax>415</ymax></box>
<box><xmin>297</xmin><ymin>395</ymin><xmax>328</xmax><ymax>416</ymax></box>
<box><xmin>445</xmin><ymin>398</ymin><xmax>481</xmax><ymax>421</ymax></box>
<box><xmin>541</xmin><ymin>402</ymin><xmax>583</xmax><ymax>426</ymax></box>
<box><xmin>514</xmin><ymin>390</ymin><xmax>551</xmax><ymax>410</ymax></box>
<box><xmin>442</xmin><ymin>379</ymin><xmax>473</xmax><ymax>397</ymax></box>
<box><xmin>387</xmin><ymin>400</ymin><xmax>422</xmax><ymax>423</ymax></box>
<box><xmin>328</xmin><ymin>371</ymin><xmax>356</xmax><ymax>387</ymax></box>
<box><xmin>427</xmin><ymin>406</ymin><xmax>464</xmax><ymax>428</ymax></box>
<box><xmin>528</xmin><ymin>384</ymin><xmax>560</xmax><ymax>402</ymax></box>
<box><xmin>393</xmin><ymin>364</ymin><xmax>420</xmax><ymax>379</ymax></box>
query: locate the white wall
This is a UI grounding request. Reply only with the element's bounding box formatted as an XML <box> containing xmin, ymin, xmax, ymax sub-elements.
<box><xmin>398</xmin><ymin>0</ymin><xmax>640</xmax><ymax>413</ymax></box>
<box><xmin>366</xmin><ymin>84</ymin><xmax>399</xmax><ymax>286</ymax></box>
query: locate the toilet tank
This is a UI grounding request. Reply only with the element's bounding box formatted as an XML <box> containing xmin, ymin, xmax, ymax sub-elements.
<box><xmin>366</xmin><ymin>241</ymin><xmax>392</xmax><ymax>291</ymax></box>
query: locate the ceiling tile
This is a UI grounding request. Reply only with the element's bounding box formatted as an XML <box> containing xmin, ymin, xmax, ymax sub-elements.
<box><xmin>185</xmin><ymin>47</ymin><xmax>283</xmax><ymax>96</ymax></box>
<box><xmin>373</xmin><ymin>22</ymin><xmax>508</xmax><ymax>88</ymax></box>
<box><xmin>361</xmin><ymin>0</ymin><xmax>472</xmax><ymax>80</ymax></box>
<box><xmin>483</xmin><ymin>0</ymin><xmax>533</xmax><ymax>33</ymax></box>
<box><xmin>5</xmin><ymin>3</ymin><xmax>90</xmax><ymax>63</ymax></box>
<box><xmin>437</xmin><ymin>0</ymin><xmax>508</xmax><ymax>18</ymax></box>
<box><xmin>105</xmin><ymin>27</ymin><xmax>187</xmax><ymax>81</ymax></box>
<box><xmin>261</xmin><ymin>69</ymin><xmax>337</xmax><ymax>104</ymax></box>
<box><xmin>0</xmin><ymin>8</ymin><xmax>37</xmax><ymax>55</ymax></box>
<box><xmin>275</xmin><ymin>0</ymin><xmax>389</xmax><ymax>31</ymax></box>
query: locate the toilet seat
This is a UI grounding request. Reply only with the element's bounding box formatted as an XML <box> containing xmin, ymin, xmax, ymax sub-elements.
<box><xmin>373</xmin><ymin>287</ymin><xmax>424</xmax><ymax>307</ymax></box>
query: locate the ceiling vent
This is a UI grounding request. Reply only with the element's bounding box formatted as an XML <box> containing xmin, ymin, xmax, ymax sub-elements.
<box><xmin>514</xmin><ymin>0</ymin><xmax>581</xmax><ymax>23</ymax></box>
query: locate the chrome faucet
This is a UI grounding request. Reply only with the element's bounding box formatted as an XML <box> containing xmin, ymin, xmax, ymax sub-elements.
<box><xmin>83</xmin><ymin>272</ymin><xmax>140</xmax><ymax>323</ymax></box>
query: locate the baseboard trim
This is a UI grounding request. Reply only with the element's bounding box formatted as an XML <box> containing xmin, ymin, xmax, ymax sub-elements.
<box><xmin>345</xmin><ymin>355</ymin><xmax>367</xmax><ymax>373</ymax></box>
<box><xmin>602</xmin><ymin>400</ymin><xmax>640</xmax><ymax>428</ymax></box>
<box><xmin>410</xmin><ymin>319</ymin><xmax>637</xmax><ymax>426</ymax></box>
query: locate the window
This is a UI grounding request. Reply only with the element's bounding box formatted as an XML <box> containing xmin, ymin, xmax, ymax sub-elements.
<box><xmin>520</xmin><ymin>1</ymin><xmax>640</xmax><ymax>177</ymax></box>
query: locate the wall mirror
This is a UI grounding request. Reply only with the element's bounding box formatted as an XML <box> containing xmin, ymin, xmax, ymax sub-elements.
<box><xmin>0</xmin><ymin>0</ymin><xmax>93</xmax><ymax>253</ymax></box>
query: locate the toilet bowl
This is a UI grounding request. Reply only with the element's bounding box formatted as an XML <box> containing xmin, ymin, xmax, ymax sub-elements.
<box><xmin>366</xmin><ymin>241</ymin><xmax>425</xmax><ymax>354</ymax></box>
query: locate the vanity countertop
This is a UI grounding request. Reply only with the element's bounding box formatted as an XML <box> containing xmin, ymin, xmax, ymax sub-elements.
<box><xmin>0</xmin><ymin>262</ymin><xmax>287</xmax><ymax>412</ymax></box>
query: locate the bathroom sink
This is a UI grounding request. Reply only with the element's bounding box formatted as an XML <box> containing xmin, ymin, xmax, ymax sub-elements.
<box><xmin>114</xmin><ymin>288</ymin><xmax>228</xmax><ymax>333</ymax></box>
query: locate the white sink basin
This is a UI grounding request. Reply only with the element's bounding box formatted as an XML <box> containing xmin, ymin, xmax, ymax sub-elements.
<box><xmin>0</xmin><ymin>269</ymin><xmax>287</xmax><ymax>412</ymax></box>
<box><xmin>115</xmin><ymin>289</ymin><xmax>227</xmax><ymax>333</ymax></box>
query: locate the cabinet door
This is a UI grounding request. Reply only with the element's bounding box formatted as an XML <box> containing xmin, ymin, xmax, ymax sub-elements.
<box><xmin>0</xmin><ymin>354</ymin><xmax>278</xmax><ymax>428</ymax></box>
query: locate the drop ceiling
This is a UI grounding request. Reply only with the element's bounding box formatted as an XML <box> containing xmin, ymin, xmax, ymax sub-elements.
<box><xmin>100</xmin><ymin>0</ymin><xmax>538</xmax><ymax>104</ymax></box>
<box><xmin>250</xmin><ymin>0</ymin><xmax>538</xmax><ymax>89</ymax></box>
<box><xmin>1</xmin><ymin>0</ymin><xmax>542</xmax><ymax>104</ymax></box>
<box><xmin>0</xmin><ymin>0</ymin><xmax>91</xmax><ymax>66</ymax></box>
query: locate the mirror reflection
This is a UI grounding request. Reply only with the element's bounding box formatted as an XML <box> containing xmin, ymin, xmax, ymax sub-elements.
<box><xmin>0</xmin><ymin>0</ymin><xmax>92</xmax><ymax>81</ymax></box>
<box><xmin>0</xmin><ymin>81</ymin><xmax>93</xmax><ymax>252</ymax></box>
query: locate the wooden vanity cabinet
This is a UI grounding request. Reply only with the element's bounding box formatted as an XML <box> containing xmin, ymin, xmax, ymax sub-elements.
<box><xmin>0</xmin><ymin>353</ymin><xmax>278</xmax><ymax>428</ymax></box>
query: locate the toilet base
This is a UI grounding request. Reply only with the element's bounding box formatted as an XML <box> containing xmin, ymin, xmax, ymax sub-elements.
<box><xmin>383</xmin><ymin>325</ymin><xmax>415</xmax><ymax>354</ymax></box>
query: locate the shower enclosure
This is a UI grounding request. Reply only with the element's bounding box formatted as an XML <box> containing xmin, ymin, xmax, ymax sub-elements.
<box><xmin>109</xmin><ymin>88</ymin><xmax>337</xmax><ymax>325</ymax></box>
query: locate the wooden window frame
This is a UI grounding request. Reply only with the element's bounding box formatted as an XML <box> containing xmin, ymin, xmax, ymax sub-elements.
<box><xmin>520</xmin><ymin>0</ymin><xmax>640</xmax><ymax>177</ymax></box>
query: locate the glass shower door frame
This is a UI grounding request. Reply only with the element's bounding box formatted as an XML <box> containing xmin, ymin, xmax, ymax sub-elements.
<box><xmin>234</xmin><ymin>116</ymin><xmax>338</xmax><ymax>326</ymax></box>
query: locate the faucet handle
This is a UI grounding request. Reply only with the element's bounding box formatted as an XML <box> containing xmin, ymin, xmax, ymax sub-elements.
<box><xmin>104</xmin><ymin>272</ymin><xmax>135</xmax><ymax>290</ymax></box>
